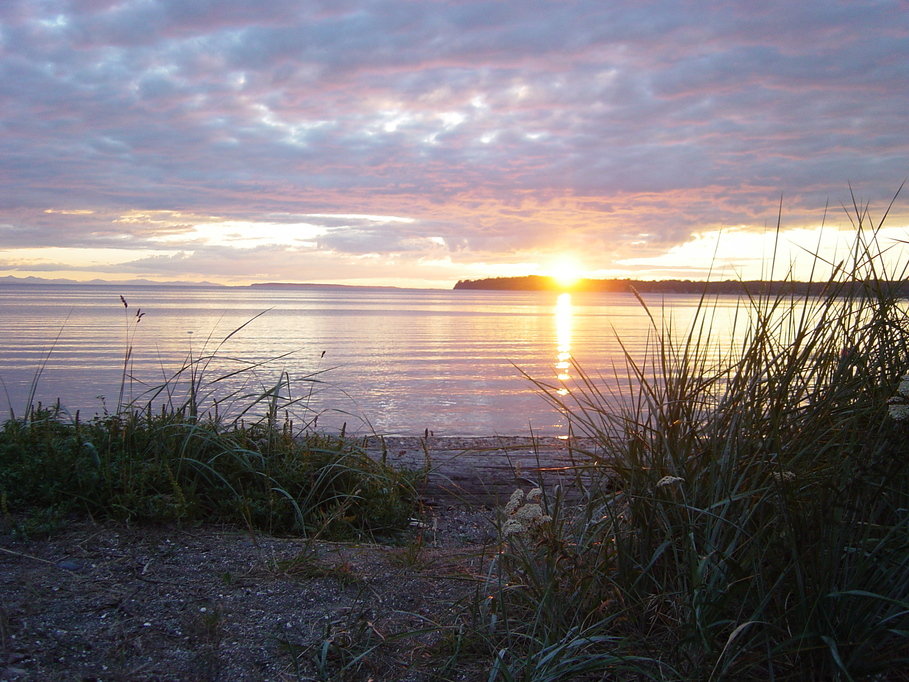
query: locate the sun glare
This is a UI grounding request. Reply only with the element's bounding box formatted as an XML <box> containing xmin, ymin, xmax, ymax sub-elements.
<box><xmin>549</xmin><ymin>258</ymin><xmax>582</xmax><ymax>288</ymax></box>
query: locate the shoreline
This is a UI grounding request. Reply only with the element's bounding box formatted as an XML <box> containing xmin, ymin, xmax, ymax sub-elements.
<box><xmin>363</xmin><ymin>434</ymin><xmax>604</xmax><ymax>506</ymax></box>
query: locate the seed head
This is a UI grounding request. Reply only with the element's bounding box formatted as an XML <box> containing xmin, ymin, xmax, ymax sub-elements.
<box><xmin>656</xmin><ymin>475</ymin><xmax>685</xmax><ymax>489</ymax></box>
<box><xmin>501</xmin><ymin>487</ymin><xmax>551</xmax><ymax>538</ymax></box>
<box><xmin>504</xmin><ymin>489</ymin><xmax>525</xmax><ymax>515</ymax></box>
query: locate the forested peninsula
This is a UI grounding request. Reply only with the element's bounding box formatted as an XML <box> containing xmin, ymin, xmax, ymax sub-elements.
<box><xmin>453</xmin><ymin>275</ymin><xmax>909</xmax><ymax>296</ymax></box>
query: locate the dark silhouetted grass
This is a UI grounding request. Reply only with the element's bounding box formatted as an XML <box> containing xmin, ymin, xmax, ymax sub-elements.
<box><xmin>470</xmin><ymin>191</ymin><xmax>909</xmax><ymax>680</ymax></box>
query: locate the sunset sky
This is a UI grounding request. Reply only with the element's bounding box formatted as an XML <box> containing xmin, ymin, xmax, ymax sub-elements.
<box><xmin>1</xmin><ymin>0</ymin><xmax>908</xmax><ymax>288</ymax></box>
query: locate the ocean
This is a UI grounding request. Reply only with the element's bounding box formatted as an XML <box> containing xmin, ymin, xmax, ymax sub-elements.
<box><xmin>0</xmin><ymin>283</ymin><xmax>742</xmax><ymax>436</ymax></box>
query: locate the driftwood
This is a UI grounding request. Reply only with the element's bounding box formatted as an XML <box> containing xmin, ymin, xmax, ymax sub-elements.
<box><xmin>364</xmin><ymin>436</ymin><xmax>610</xmax><ymax>507</ymax></box>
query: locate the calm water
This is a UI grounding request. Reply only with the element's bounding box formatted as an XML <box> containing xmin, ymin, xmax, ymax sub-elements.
<box><xmin>0</xmin><ymin>284</ymin><xmax>742</xmax><ymax>436</ymax></box>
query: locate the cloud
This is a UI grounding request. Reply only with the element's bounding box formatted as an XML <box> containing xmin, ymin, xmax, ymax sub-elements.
<box><xmin>0</xmin><ymin>0</ymin><xmax>907</xmax><ymax>285</ymax></box>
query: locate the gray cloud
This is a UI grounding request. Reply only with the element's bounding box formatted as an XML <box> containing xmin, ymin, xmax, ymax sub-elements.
<box><xmin>0</xmin><ymin>0</ymin><xmax>907</xmax><ymax>284</ymax></box>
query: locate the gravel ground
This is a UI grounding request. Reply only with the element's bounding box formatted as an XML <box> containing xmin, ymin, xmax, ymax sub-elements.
<box><xmin>0</xmin><ymin>436</ymin><xmax>598</xmax><ymax>680</ymax></box>
<box><xmin>1</xmin><ymin>506</ymin><xmax>498</xmax><ymax>681</ymax></box>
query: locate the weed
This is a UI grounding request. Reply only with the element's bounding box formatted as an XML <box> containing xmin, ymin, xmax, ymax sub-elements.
<box><xmin>0</xmin><ymin>315</ymin><xmax>420</xmax><ymax>540</ymax></box>
<box><xmin>185</xmin><ymin>602</ymin><xmax>225</xmax><ymax>681</ymax></box>
<box><xmin>273</xmin><ymin>551</ymin><xmax>364</xmax><ymax>586</ymax></box>
<box><xmin>472</xmin><ymin>192</ymin><xmax>909</xmax><ymax>679</ymax></box>
<box><xmin>390</xmin><ymin>532</ymin><xmax>428</xmax><ymax>569</ymax></box>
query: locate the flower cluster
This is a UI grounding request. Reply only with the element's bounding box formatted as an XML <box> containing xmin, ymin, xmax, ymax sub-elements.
<box><xmin>887</xmin><ymin>374</ymin><xmax>909</xmax><ymax>421</ymax></box>
<box><xmin>501</xmin><ymin>487</ymin><xmax>551</xmax><ymax>537</ymax></box>
<box><xmin>656</xmin><ymin>475</ymin><xmax>684</xmax><ymax>489</ymax></box>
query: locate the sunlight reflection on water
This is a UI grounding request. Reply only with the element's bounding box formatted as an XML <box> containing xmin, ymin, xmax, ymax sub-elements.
<box><xmin>555</xmin><ymin>293</ymin><xmax>572</xmax><ymax>396</ymax></box>
<box><xmin>0</xmin><ymin>284</ymin><xmax>743</xmax><ymax>436</ymax></box>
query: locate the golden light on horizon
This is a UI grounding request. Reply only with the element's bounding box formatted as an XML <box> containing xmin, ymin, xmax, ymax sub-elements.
<box><xmin>549</xmin><ymin>257</ymin><xmax>583</xmax><ymax>288</ymax></box>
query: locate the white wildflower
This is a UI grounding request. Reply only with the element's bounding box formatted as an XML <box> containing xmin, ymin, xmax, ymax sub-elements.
<box><xmin>889</xmin><ymin>402</ymin><xmax>909</xmax><ymax>421</ymax></box>
<box><xmin>770</xmin><ymin>470</ymin><xmax>796</xmax><ymax>483</ymax></box>
<box><xmin>515</xmin><ymin>504</ymin><xmax>543</xmax><ymax>522</ymax></box>
<box><xmin>501</xmin><ymin>518</ymin><xmax>526</xmax><ymax>537</ymax></box>
<box><xmin>504</xmin><ymin>489</ymin><xmax>525</xmax><ymax>515</ymax></box>
<box><xmin>888</xmin><ymin>378</ymin><xmax>909</xmax><ymax>420</ymax></box>
<box><xmin>526</xmin><ymin>487</ymin><xmax>543</xmax><ymax>503</ymax></box>
<box><xmin>656</xmin><ymin>475</ymin><xmax>685</xmax><ymax>489</ymax></box>
<box><xmin>899</xmin><ymin>375</ymin><xmax>909</xmax><ymax>398</ymax></box>
<box><xmin>500</xmin><ymin>487</ymin><xmax>551</xmax><ymax>538</ymax></box>
<box><xmin>515</xmin><ymin>503</ymin><xmax>551</xmax><ymax>525</ymax></box>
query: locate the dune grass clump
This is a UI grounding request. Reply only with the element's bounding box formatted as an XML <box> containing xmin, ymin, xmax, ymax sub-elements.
<box><xmin>0</xmin><ymin>315</ymin><xmax>420</xmax><ymax>540</ymax></box>
<box><xmin>475</xmin><ymin>196</ymin><xmax>909</xmax><ymax>679</ymax></box>
<box><xmin>0</xmin><ymin>408</ymin><xmax>418</xmax><ymax>539</ymax></box>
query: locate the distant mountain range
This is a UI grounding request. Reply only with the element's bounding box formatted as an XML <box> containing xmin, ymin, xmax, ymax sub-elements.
<box><xmin>0</xmin><ymin>276</ymin><xmax>397</xmax><ymax>290</ymax></box>
<box><xmin>453</xmin><ymin>275</ymin><xmax>909</xmax><ymax>296</ymax></box>
<box><xmin>0</xmin><ymin>275</ymin><xmax>223</xmax><ymax>287</ymax></box>
<box><xmin>249</xmin><ymin>282</ymin><xmax>402</xmax><ymax>290</ymax></box>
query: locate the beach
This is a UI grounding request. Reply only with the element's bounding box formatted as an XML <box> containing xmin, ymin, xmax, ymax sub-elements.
<box><xmin>0</xmin><ymin>436</ymin><xmax>600</xmax><ymax>681</ymax></box>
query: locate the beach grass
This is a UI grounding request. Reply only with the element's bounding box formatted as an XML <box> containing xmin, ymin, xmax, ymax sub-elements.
<box><xmin>0</xmin><ymin>315</ymin><xmax>421</xmax><ymax>540</ymax></box>
<box><xmin>471</xmin><ymin>193</ymin><xmax>909</xmax><ymax>679</ymax></box>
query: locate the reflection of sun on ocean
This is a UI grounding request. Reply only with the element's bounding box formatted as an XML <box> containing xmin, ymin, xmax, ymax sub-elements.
<box><xmin>549</xmin><ymin>258</ymin><xmax>582</xmax><ymax>288</ymax></box>
<box><xmin>555</xmin><ymin>292</ymin><xmax>572</xmax><ymax>396</ymax></box>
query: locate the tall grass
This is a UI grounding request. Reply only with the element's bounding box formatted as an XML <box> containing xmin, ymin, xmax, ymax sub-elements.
<box><xmin>0</xmin><ymin>311</ymin><xmax>420</xmax><ymax>540</ymax></box>
<box><xmin>477</xmin><ymin>195</ymin><xmax>909</xmax><ymax>679</ymax></box>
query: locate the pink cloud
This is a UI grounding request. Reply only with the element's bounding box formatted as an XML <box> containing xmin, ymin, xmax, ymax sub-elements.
<box><xmin>0</xmin><ymin>0</ymin><xmax>907</xmax><ymax>284</ymax></box>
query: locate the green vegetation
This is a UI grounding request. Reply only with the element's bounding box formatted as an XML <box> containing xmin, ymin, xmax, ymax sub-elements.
<box><xmin>0</xmin><ymin>316</ymin><xmax>420</xmax><ymax>540</ymax></box>
<box><xmin>467</xmin><ymin>195</ymin><xmax>909</xmax><ymax>679</ymax></box>
<box><xmin>0</xmin><ymin>408</ymin><xmax>418</xmax><ymax>538</ymax></box>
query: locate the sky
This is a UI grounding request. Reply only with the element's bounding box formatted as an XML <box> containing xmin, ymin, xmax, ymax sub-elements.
<box><xmin>1</xmin><ymin>0</ymin><xmax>908</xmax><ymax>288</ymax></box>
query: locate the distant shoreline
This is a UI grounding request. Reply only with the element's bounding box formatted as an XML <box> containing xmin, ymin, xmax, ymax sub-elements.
<box><xmin>0</xmin><ymin>276</ymin><xmax>414</xmax><ymax>290</ymax></box>
<box><xmin>454</xmin><ymin>274</ymin><xmax>909</xmax><ymax>296</ymax></box>
<box><xmin>248</xmin><ymin>281</ymin><xmax>403</xmax><ymax>290</ymax></box>
<box><xmin>7</xmin><ymin>273</ymin><xmax>909</xmax><ymax>297</ymax></box>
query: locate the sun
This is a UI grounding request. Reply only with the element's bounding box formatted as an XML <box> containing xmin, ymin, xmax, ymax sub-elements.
<box><xmin>549</xmin><ymin>258</ymin><xmax>583</xmax><ymax>289</ymax></box>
